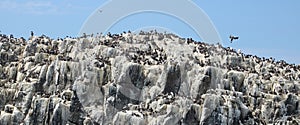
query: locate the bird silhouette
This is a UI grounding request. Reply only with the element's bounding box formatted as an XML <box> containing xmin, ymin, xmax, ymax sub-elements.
<box><xmin>229</xmin><ymin>35</ymin><xmax>239</xmax><ymax>43</ymax></box>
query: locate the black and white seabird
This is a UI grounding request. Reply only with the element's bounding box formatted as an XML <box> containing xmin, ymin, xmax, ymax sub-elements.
<box><xmin>229</xmin><ymin>35</ymin><xmax>239</xmax><ymax>43</ymax></box>
<box><xmin>31</xmin><ymin>31</ymin><xmax>34</xmax><ymax>37</ymax></box>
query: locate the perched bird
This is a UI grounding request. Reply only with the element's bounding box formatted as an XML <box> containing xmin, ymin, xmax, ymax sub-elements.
<box><xmin>229</xmin><ymin>35</ymin><xmax>239</xmax><ymax>43</ymax></box>
<box><xmin>31</xmin><ymin>31</ymin><xmax>34</xmax><ymax>37</ymax></box>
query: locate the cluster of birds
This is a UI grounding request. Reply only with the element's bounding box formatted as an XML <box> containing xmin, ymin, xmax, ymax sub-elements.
<box><xmin>186</xmin><ymin>35</ymin><xmax>300</xmax><ymax>76</ymax></box>
<box><xmin>127</xmin><ymin>46</ymin><xmax>167</xmax><ymax>65</ymax></box>
<box><xmin>119</xmin><ymin>92</ymin><xmax>177</xmax><ymax>118</ymax></box>
<box><xmin>94</xmin><ymin>55</ymin><xmax>111</xmax><ymax>68</ymax></box>
<box><xmin>1</xmin><ymin>29</ymin><xmax>300</xmax><ymax>124</ymax></box>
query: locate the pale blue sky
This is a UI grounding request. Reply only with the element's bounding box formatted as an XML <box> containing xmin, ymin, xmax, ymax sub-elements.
<box><xmin>0</xmin><ymin>0</ymin><xmax>299</xmax><ymax>64</ymax></box>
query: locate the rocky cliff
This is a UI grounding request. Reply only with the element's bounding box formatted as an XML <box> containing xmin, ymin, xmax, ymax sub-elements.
<box><xmin>0</xmin><ymin>31</ymin><xmax>299</xmax><ymax>125</ymax></box>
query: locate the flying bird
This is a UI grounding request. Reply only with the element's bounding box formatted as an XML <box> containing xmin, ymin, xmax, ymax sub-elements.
<box><xmin>229</xmin><ymin>35</ymin><xmax>239</xmax><ymax>43</ymax></box>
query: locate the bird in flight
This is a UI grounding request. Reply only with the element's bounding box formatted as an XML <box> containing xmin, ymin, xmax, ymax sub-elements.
<box><xmin>229</xmin><ymin>35</ymin><xmax>239</xmax><ymax>43</ymax></box>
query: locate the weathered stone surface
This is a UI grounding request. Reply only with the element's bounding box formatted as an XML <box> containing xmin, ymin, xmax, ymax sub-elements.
<box><xmin>0</xmin><ymin>32</ymin><xmax>299</xmax><ymax>124</ymax></box>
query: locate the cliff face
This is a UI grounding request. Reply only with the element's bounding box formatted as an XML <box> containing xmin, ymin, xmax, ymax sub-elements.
<box><xmin>0</xmin><ymin>32</ymin><xmax>299</xmax><ymax>125</ymax></box>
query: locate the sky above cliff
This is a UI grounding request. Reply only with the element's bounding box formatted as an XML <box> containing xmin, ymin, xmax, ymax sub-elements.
<box><xmin>0</xmin><ymin>0</ymin><xmax>299</xmax><ymax>64</ymax></box>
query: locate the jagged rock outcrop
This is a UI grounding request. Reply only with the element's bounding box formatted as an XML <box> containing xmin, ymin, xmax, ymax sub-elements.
<box><xmin>0</xmin><ymin>31</ymin><xmax>300</xmax><ymax>125</ymax></box>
